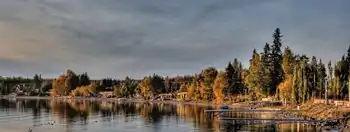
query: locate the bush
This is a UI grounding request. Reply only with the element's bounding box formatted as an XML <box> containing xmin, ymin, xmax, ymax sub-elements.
<box><xmin>71</xmin><ymin>83</ymin><xmax>98</xmax><ymax>97</ymax></box>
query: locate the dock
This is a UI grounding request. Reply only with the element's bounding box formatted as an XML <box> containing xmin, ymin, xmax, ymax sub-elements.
<box><xmin>220</xmin><ymin>117</ymin><xmax>320</xmax><ymax>122</ymax></box>
<box><xmin>204</xmin><ymin>109</ymin><xmax>302</xmax><ymax>113</ymax></box>
<box><xmin>205</xmin><ymin>108</ymin><xmax>350</xmax><ymax>130</ymax></box>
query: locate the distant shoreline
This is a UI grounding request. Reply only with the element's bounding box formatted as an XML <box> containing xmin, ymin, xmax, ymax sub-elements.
<box><xmin>0</xmin><ymin>95</ymin><xmax>249</xmax><ymax>108</ymax></box>
<box><xmin>2</xmin><ymin>95</ymin><xmax>350</xmax><ymax>123</ymax></box>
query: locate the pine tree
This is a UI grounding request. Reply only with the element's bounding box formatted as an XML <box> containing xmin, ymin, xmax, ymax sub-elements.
<box><xmin>200</xmin><ymin>67</ymin><xmax>218</xmax><ymax>101</ymax></box>
<box><xmin>300</xmin><ymin>56</ymin><xmax>309</xmax><ymax>103</ymax></box>
<box><xmin>164</xmin><ymin>76</ymin><xmax>172</xmax><ymax>93</ymax></box>
<box><xmin>334</xmin><ymin>63</ymin><xmax>341</xmax><ymax>99</ymax></box>
<box><xmin>310</xmin><ymin>56</ymin><xmax>318</xmax><ymax>98</ymax></box>
<box><xmin>270</xmin><ymin>28</ymin><xmax>284</xmax><ymax>96</ymax></box>
<box><xmin>260</xmin><ymin>43</ymin><xmax>272</xmax><ymax>95</ymax></box>
<box><xmin>327</xmin><ymin>61</ymin><xmax>333</xmax><ymax>99</ymax></box>
<box><xmin>232</xmin><ymin>59</ymin><xmax>242</xmax><ymax>94</ymax></box>
<box><xmin>225</xmin><ymin>62</ymin><xmax>234</xmax><ymax>95</ymax></box>
<box><xmin>292</xmin><ymin>60</ymin><xmax>300</xmax><ymax>103</ymax></box>
<box><xmin>339</xmin><ymin>56</ymin><xmax>348</xmax><ymax>99</ymax></box>
<box><xmin>245</xmin><ymin>49</ymin><xmax>263</xmax><ymax>99</ymax></box>
<box><xmin>282</xmin><ymin>46</ymin><xmax>294</xmax><ymax>76</ymax></box>
<box><xmin>317</xmin><ymin>59</ymin><xmax>326</xmax><ymax>98</ymax></box>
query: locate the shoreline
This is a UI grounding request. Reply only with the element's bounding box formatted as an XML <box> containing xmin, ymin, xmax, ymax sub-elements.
<box><xmin>2</xmin><ymin>95</ymin><xmax>349</xmax><ymax>122</ymax></box>
<box><xmin>0</xmin><ymin>95</ymin><xmax>252</xmax><ymax>108</ymax></box>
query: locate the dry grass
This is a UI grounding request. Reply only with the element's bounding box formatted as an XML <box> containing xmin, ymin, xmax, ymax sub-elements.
<box><xmin>283</xmin><ymin>101</ymin><xmax>349</xmax><ymax>119</ymax></box>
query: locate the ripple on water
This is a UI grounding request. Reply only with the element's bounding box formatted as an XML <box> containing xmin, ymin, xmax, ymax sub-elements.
<box><xmin>0</xmin><ymin>99</ymin><xmax>330</xmax><ymax>132</ymax></box>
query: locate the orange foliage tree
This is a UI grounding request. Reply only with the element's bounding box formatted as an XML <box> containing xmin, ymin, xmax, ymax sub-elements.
<box><xmin>278</xmin><ymin>75</ymin><xmax>292</xmax><ymax>101</ymax></box>
<box><xmin>213</xmin><ymin>71</ymin><xmax>228</xmax><ymax>104</ymax></box>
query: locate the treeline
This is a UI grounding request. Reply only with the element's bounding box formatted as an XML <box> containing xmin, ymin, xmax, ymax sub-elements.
<box><xmin>0</xmin><ymin>74</ymin><xmax>43</xmax><ymax>95</ymax></box>
<box><xmin>135</xmin><ymin>28</ymin><xmax>350</xmax><ymax>104</ymax></box>
<box><xmin>3</xmin><ymin>28</ymin><xmax>350</xmax><ymax>105</ymax></box>
<box><xmin>0</xmin><ymin>75</ymin><xmax>42</xmax><ymax>83</ymax></box>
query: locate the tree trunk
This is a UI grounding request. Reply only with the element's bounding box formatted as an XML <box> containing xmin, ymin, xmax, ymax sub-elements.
<box><xmin>325</xmin><ymin>79</ymin><xmax>328</xmax><ymax>104</ymax></box>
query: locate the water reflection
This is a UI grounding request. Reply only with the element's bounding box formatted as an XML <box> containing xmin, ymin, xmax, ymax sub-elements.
<box><xmin>0</xmin><ymin>99</ymin><xmax>319</xmax><ymax>132</ymax></box>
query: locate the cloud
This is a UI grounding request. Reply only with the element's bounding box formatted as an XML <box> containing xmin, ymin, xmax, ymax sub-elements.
<box><xmin>0</xmin><ymin>0</ymin><xmax>349</xmax><ymax>79</ymax></box>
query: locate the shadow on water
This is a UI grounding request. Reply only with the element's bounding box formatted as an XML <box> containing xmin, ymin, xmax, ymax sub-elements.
<box><xmin>0</xmin><ymin>99</ymin><xmax>321</xmax><ymax>132</ymax></box>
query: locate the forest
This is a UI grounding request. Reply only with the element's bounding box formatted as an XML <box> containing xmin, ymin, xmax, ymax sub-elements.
<box><xmin>1</xmin><ymin>28</ymin><xmax>350</xmax><ymax>105</ymax></box>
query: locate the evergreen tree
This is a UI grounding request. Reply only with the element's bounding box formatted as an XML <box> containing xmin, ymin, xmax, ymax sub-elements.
<box><xmin>310</xmin><ymin>56</ymin><xmax>318</xmax><ymax>98</ymax></box>
<box><xmin>282</xmin><ymin>46</ymin><xmax>294</xmax><ymax>76</ymax></box>
<box><xmin>225</xmin><ymin>62</ymin><xmax>234</xmax><ymax>95</ymax></box>
<box><xmin>232</xmin><ymin>58</ymin><xmax>244</xmax><ymax>94</ymax></box>
<box><xmin>334</xmin><ymin>63</ymin><xmax>339</xmax><ymax>99</ymax></box>
<box><xmin>164</xmin><ymin>76</ymin><xmax>172</xmax><ymax>93</ymax></box>
<box><xmin>317</xmin><ymin>59</ymin><xmax>326</xmax><ymax>98</ymax></box>
<box><xmin>328</xmin><ymin>61</ymin><xmax>334</xmax><ymax>99</ymax></box>
<box><xmin>291</xmin><ymin>58</ymin><xmax>301</xmax><ymax>103</ymax></box>
<box><xmin>338</xmin><ymin>56</ymin><xmax>348</xmax><ymax>99</ymax></box>
<box><xmin>199</xmin><ymin>67</ymin><xmax>218</xmax><ymax>101</ymax></box>
<box><xmin>270</xmin><ymin>28</ymin><xmax>284</xmax><ymax>96</ymax></box>
<box><xmin>245</xmin><ymin>49</ymin><xmax>263</xmax><ymax>99</ymax></box>
<box><xmin>260</xmin><ymin>43</ymin><xmax>272</xmax><ymax>95</ymax></box>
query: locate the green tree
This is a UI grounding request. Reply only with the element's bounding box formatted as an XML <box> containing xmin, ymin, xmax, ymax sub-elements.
<box><xmin>270</xmin><ymin>28</ymin><xmax>284</xmax><ymax>97</ymax></box>
<box><xmin>310</xmin><ymin>56</ymin><xmax>318</xmax><ymax>98</ymax></box>
<box><xmin>225</xmin><ymin>62</ymin><xmax>234</xmax><ymax>95</ymax></box>
<box><xmin>260</xmin><ymin>43</ymin><xmax>272</xmax><ymax>95</ymax></box>
<box><xmin>327</xmin><ymin>61</ymin><xmax>333</xmax><ymax>99</ymax></box>
<box><xmin>317</xmin><ymin>59</ymin><xmax>326</xmax><ymax>98</ymax></box>
<box><xmin>199</xmin><ymin>67</ymin><xmax>218</xmax><ymax>101</ymax></box>
<box><xmin>245</xmin><ymin>49</ymin><xmax>263</xmax><ymax>99</ymax></box>
<box><xmin>282</xmin><ymin>46</ymin><xmax>294</xmax><ymax>76</ymax></box>
<box><xmin>78</xmin><ymin>72</ymin><xmax>91</xmax><ymax>86</ymax></box>
<box><xmin>139</xmin><ymin>74</ymin><xmax>165</xmax><ymax>99</ymax></box>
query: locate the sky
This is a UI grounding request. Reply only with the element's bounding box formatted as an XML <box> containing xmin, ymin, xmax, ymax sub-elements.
<box><xmin>0</xmin><ymin>0</ymin><xmax>349</xmax><ymax>79</ymax></box>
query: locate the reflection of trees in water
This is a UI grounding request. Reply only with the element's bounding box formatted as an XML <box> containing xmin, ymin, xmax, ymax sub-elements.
<box><xmin>176</xmin><ymin>104</ymin><xmax>217</xmax><ymax>131</ymax></box>
<box><xmin>0</xmin><ymin>99</ymin><xmax>320</xmax><ymax>131</ymax></box>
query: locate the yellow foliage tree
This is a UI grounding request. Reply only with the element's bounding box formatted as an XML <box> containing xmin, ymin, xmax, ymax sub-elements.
<box><xmin>213</xmin><ymin>71</ymin><xmax>228</xmax><ymax>104</ymax></box>
<box><xmin>139</xmin><ymin>77</ymin><xmax>152</xmax><ymax>99</ymax></box>
<box><xmin>52</xmin><ymin>75</ymin><xmax>68</xmax><ymax>96</ymax></box>
<box><xmin>71</xmin><ymin>83</ymin><xmax>98</xmax><ymax>97</ymax></box>
<box><xmin>187</xmin><ymin>82</ymin><xmax>195</xmax><ymax>100</ymax></box>
<box><xmin>278</xmin><ymin>75</ymin><xmax>292</xmax><ymax>101</ymax></box>
<box><xmin>179</xmin><ymin>83</ymin><xmax>188</xmax><ymax>92</ymax></box>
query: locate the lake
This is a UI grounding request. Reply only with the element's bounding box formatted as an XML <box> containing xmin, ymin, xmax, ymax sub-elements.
<box><xmin>0</xmin><ymin>99</ymin><xmax>321</xmax><ymax>132</ymax></box>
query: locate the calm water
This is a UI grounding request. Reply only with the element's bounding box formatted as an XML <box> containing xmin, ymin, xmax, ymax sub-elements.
<box><xmin>0</xmin><ymin>99</ymin><xmax>320</xmax><ymax>132</ymax></box>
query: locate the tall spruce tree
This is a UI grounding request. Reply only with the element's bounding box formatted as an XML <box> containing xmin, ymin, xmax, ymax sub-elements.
<box><xmin>270</xmin><ymin>28</ymin><xmax>284</xmax><ymax>96</ymax></box>
<box><xmin>282</xmin><ymin>47</ymin><xmax>294</xmax><ymax>76</ymax></box>
<box><xmin>338</xmin><ymin>57</ymin><xmax>348</xmax><ymax>99</ymax></box>
<box><xmin>225</xmin><ymin>62</ymin><xmax>234</xmax><ymax>95</ymax></box>
<box><xmin>260</xmin><ymin>43</ymin><xmax>272</xmax><ymax>95</ymax></box>
<box><xmin>232</xmin><ymin>58</ymin><xmax>243</xmax><ymax>94</ymax></box>
<box><xmin>245</xmin><ymin>49</ymin><xmax>263</xmax><ymax>99</ymax></box>
<box><xmin>334</xmin><ymin>63</ymin><xmax>341</xmax><ymax>99</ymax></box>
<box><xmin>317</xmin><ymin>59</ymin><xmax>326</xmax><ymax>98</ymax></box>
<box><xmin>310</xmin><ymin>56</ymin><xmax>318</xmax><ymax>98</ymax></box>
<box><xmin>327</xmin><ymin>61</ymin><xmax>334</xmax><ymax>99</ymax></box>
